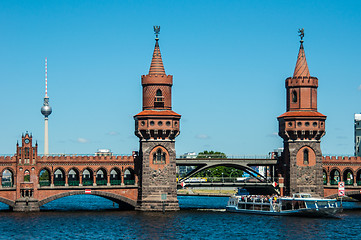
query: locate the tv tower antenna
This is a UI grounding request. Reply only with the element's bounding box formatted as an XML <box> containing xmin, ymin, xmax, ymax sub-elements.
<box><xmin>41</xmin><ymin>57</ymin><xmax>52</xmax><ymax>155</ymax></box>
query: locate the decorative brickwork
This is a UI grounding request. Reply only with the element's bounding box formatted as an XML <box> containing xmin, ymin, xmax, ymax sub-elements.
<box><xmin>134</xmin><ymin>32</ymin><xmax>181</xmax><ymax>211</ymax></box>
<box><xmin>278</xmin><ymin>34</ymin><xmax>326</xmax><ymax>197</ymax></box>
<box><xmin>0</xmin><ymin>133</ymin><xmax>138</xmax><ymax>211</ymax></box>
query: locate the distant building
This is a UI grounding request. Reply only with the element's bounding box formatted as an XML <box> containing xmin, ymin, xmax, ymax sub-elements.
<box><xmin>355</xmin><ymin>114</ymin><xmax>361</xmax><ymax>156</ymax></box>
<box><xmin>95</xmin><ymin>149</ymin><xmax>113</xmax><ymax>157</ymax></box>
<box><xmin>177</xmin><ymin>152</ymin><xmax>197</xmax><ymax>176</ymax></box>
<box><xmin>179</xmin><ymin>152</ymin><xmax>197</xmax><ymax>159</ymax></box>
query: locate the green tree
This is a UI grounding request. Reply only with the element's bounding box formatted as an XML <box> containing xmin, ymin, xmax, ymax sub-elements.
<box><xmin>194</xmin><ymin>151</ymin><xmax>243</xmax><ymax>178</ymax></box>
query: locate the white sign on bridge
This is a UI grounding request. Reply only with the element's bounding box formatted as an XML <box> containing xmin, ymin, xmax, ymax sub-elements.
<box><xmin>338</xmin><ymin>181</ymin><xmax>345</xmax><ymax>197</ymax></box>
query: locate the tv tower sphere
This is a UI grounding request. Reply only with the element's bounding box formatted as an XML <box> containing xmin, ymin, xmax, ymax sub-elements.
<box><xmin>41</xmin><ymin>100</ymin><xmax>52</xmax><ymax>117</ymax></box>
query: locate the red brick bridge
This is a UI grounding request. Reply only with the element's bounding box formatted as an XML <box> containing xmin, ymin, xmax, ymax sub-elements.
<box><xmin>322</xmin><ymin>156</ymin><xmax>361</xmax><ymax>200</ymax></box>
<box><xmin>0</xmin><ymin>133</ymin><xmax>138</xmax><ymax>211</ymax></box>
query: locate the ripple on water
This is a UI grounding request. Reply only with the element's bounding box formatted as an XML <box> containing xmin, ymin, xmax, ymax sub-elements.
<box><xmin>0</xmin><ymin>196</ymin><xmax>360</xmax><ymax>239</ymax></box>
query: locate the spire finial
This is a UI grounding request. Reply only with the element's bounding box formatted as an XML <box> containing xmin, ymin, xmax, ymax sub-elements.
<box><xmin>293</xmin><ymin>28</ymin><xmax>310</xmax><ymax>78</ymax></box>
<box><xmin>154</xmin><ymin>26</ymin><xmax>160</xmax><ymax>41</ymax></box>
<box><xmin>298</xmin><ymin>28</ymin><xmax>304</xmax><ymax>43</ymax></box>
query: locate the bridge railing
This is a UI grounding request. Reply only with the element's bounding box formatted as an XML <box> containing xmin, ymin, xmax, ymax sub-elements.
<box><xmin>177</xmin><ymin>154</ymin><xmax>271</xmax><ymax>159</ymax></box>
<box><xmin>178</xmin><ymin>177</ymin><xmax>274</xmax><ymax>184</ymax></box>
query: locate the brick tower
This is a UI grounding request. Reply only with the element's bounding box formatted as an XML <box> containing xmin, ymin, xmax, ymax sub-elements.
<box><xmin>277</xmin><ymin>29</ymin><xmax>326</xmax><ymax>197</ymax></box>
<box><xmin>134</xmin><ymin>26</ymin><xmax>181</xmax><ymax>211</ymax></box>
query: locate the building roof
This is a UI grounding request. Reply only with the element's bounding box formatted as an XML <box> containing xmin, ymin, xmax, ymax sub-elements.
<box><xmin>293</xmin><ymin>41</ymin><xmax>310</xmax><ymax>78</ymax></box>
<box><xmin>278</xmin><ymin>111</ymin><xmax>326</xmax><ymax>119</ymax></box>
<box><xmin>148</xmin><ymin>40</ymin><xmax>166</xmax><ymax>75</ymax></box>
<box><xmin>134</xmin><ymin>110</ymin><xmax>181</xmax><ymax>117</ymax></box>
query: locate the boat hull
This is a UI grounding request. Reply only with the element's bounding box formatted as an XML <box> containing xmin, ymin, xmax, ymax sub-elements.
<box><xmin>226</xmin><ymin>206</ymin><xmax>342</xmax><ymax>218</ymax></box>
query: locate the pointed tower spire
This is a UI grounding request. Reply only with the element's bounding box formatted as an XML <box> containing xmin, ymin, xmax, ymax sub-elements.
<box><xmin>293</xmin><ymin>28</ymin><xmax>310</xmax><ymax>78</ymax></box>
<box><xmin>149</xmin><ymin>26</ymin><xmax>166</xmax><ymax>75</ymax></box>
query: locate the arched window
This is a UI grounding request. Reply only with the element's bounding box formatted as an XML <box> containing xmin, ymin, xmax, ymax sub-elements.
<box><xmin>292</xmin><ymin>90</ymin><xmax>297</xmax><ymax>103</ymax></box>
<box><xmin>153</xmin><ymin>148</ymin><xmax>166</xmax><ymax>164</ymax></box>
<box><xmin>2</xmin><ymin>169</ymin><xmax>14</xmax><ymax>187</ymax></box>
<box><xmin>303</xmin><ymin>149</ymin><xmax>309</xmax><ymax>165</ymax></box>
<box><xmin>154</xmin><ymin>89</ymin><xmax>164</xmax><ymax>107</ymax></box>
<box><xmin>24</xmin><ymin>170</ymin><xmax>30</xmax><ymax>182</ymax></box>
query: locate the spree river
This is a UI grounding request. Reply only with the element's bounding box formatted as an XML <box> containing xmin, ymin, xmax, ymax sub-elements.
<box><xmin>0</xmin><ymin>196</ymin><xmax>361</xmax><ymax>239</ymax></box>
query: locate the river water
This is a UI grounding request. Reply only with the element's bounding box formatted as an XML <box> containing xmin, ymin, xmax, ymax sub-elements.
<box><xmin>0</xmin><ymin>196</ymin><xmax>361</xmax><ymax>239</ymax></box>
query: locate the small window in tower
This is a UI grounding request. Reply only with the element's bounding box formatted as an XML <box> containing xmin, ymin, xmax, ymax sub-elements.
<box><xmin>292</xmin><ymin>90</ymin><xmax>297</xmax><ymax>103</ymax></box>
<box><xmin>153</xmin><ymin>148</ymin><xmax>166</xmax><ymax>164</ymax></box>
<box><xmin>25</xmin><ymin>147</ymin><xmax>30</xmax><ymax>158</ymax></box>
<box><xmin>303</xmin><ymin>149</ymin><xmax>309</xmax><ymax>165</ymax></box>
<box><xmin>154</xmin><ymin>89</ymin><xmax>164</xmax><ymax>108</ymax></box>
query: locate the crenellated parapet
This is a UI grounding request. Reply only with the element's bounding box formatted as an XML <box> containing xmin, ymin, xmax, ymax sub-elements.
<box><xmin>286</xmin><ymin>76</ymin><xmax>318</xmax><ymax>87</ymax></box>
<box><xmin>0</xmin><ymin>156</ymin><xmax>16</xmax><ymax>162</ymax></box>
<box><xmin>38</xmin><ymin>155</ymin><xmax>134</xmax><ymax>163</ymax></box>
<box><xmin>322</xmin><ymin>156</ymin><xmax>361</xmax><ymax>163</ymax></box>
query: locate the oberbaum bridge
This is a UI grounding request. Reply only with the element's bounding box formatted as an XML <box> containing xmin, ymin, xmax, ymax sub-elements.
<box><xmin>0</xmin><ymin>28</ymin><xmax>360</xmax><ymax>212</ymax></box>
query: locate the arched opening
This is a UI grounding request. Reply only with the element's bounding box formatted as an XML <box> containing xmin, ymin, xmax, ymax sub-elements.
<box><xmin>153</xmin><ymin>148</ymin><xmax>166</xmax><ymax>164</ymax></box>
<box><xmin>303</xmin><ymin>149</ymin><xmax>309</xmax><ymax>165</ymax></box>
<box><xmin>343</xmin><ymin>169</ymin><xmax>354</xmax><ymax>185</ymax></box>
<box><xmin>68</xmin><ymin>169</ymin><xmax>80</xmax><ymax>186</ymax></box>
<box><xmin>82</xmin><ymin>169</ymin><xmax>94</xmax><ymax>186</ymax></box>
<box><xmin>330</xmin><ymin>169</ymin><xmax>340</xmax><ymax>185</ymax></box>
<box><xmin>39</xmin><ymin>192</ymin><xmax>136</xmax><ymax>211</ymax></box>
<box><xmin>357</xmin><ymin>170</ymin><xmax>361</xmax><ymax>186</ymax></box>
<box><xmin>154</xmin><ymin>89</ymin><xmax>164</xmax><ymax>108</ymax></box>
<box><xmin>39</xmin><ymin>168</ymin><xmax>51</xmax><ymax>186</ymax></box>
<box><xmin>124</xmin><ymin>168</ymin><xmax>135</xmax><ymax>185</ymax></box>
<box><xmin>96</xmin><ymin>169</ymin><xmax>107</xmax><ymax>186</ymax></box>
<box><xmin>54</xmin><ymin>168</ymin><xmax>65</xmax><ymax>186</ymax></box>
<box><xmin>2</xmin><ymin>169</ymin><xmax>14</xmax><ymax>187</ymax></box>
<box><xmin>24</xmin><ymin>170</ymin><xmax>30</xmax><ymax>182</ymax></box>
<box><xmin>292</xmin><ymin>90</ymin><xmax>297</xmax><ymax>103</ymax></box>
<box><xmin>323</xmin><ymin>170</ymin><xmax>327</xmax><ymax>185</ymax></box>
<box><xmin>110</xmin><ymin>168</ymin><xmax>121</xmax><ymax>185</ymax></box>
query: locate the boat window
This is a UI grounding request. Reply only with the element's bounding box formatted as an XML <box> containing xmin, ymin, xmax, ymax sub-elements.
<box><xmin>305</xmin><ymin>201</ymin><xmax>317</xmax><ymax>209</ymax></box>
<box><xmin>316</xmin><ymin>201</ymin><xmax>329</xmax><ymax>208</ymax></box>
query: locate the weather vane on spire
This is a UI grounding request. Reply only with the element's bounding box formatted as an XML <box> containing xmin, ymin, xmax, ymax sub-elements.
<box><xmin>298</xmin><ymin>28</ymin><xmax>304</xmax><ymax>42</ymax></box>
<box><xmin>154</xmin><ymin>26</ymin><xmax>160</xmax><ymax>40</ymax></box>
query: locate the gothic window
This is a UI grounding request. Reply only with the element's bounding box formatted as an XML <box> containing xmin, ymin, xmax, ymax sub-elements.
<box><xmin>24</xmin><ymin>170</ymin><xmax>30</xmax><ymax>182</ymax></box>
<box><xmin>303</xmin><ymin>149</ymin><xmax>309</xmax><ymax>165</ymax></box>
<box><xmin>154</xmin><ymin>89</ymin><xmax>164</xmax><ymax>107</ymax></box>
<box><xmin>292</xmin><ymin>90</ymin><xmax>297</xmax><ymax>103</ymax></box>
<box><xmin>153</xmin><ymin>148</ymin><xmax>166</xmax><ymax>164</ymax></box>
<box><xmin>25</xmin><ymin>147</ymin><xmax>30</xmax><ymax>159</ymax></box>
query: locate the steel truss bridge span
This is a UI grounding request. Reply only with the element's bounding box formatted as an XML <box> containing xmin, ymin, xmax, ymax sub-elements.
<box><xmin>176</xmin><ymin>157</ymin><xmax>276</xmax><ymax>183</ymax></box>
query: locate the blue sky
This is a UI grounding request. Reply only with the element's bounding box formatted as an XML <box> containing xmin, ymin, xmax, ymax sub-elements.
<box><xmin>0</xmin><ymin>0</ymin><xmax>360</xmax><ymax>156</ymax></box>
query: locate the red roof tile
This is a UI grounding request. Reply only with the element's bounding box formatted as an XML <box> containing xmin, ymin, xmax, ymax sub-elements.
<box><xmin>278</xmin><ymin>111</ymin><xmax>326</xmax><ymax>118</ymax></box>
<box><xmin>135</xmin><ymin>110</ymin><xmax>181</xmax><ymax>117</ymax></box>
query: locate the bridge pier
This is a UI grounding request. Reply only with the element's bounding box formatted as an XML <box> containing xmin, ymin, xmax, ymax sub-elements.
<box><xmin>13</xmin><ymin>198</ymin><xmax>40</xmax><ymax>212</ymax></box>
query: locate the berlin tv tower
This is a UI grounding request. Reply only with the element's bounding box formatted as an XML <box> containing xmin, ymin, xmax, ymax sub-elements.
<box><xmin>40</xmin><ymin>58</ymin><xmax>52</xmax><ymax>155</ymax></box>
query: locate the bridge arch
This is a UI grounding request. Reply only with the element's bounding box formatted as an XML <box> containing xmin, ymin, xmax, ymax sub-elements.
<box><xmin>38</xmin><ymin>190</ymin><xmax>137</xmax><ymax>209</ymax></box>
<box><xmin>110</xmin><ymin>167</ymin><xmax>122</xmax><ymax>185</ymax></box>
<box><xmin>342</xmin><ymin>168</ymin><xmax>355</xmax><ymax>185</ymax></box>
<box><xmin>54</xmin><ymin>168</ymin><xmax>66</xmax><ymax>186</ymax></box>
<box><xmin>95</xmin><ymin>168</ymin><xmax>108</xmax><ymax>186</ymax></box>
<box><xmin>179</xmin><ymin>163</ymin><xmax>268</xmax><ymax>183</ymax></box>
<box><xmin>1</xmin><ymin>168</ymin><xmax>15</xmax><ymax>188</ymax></box>
<box><xmin>39</xmin><ymin>168</ymin><xmax>51</xmax><ymax>186</ymax></box>
<box><xmin>322</xmin><ymin>169</ymin><xmax>327</xmax><ymax>185</ymax></box>
<box><xmin>329</xmin><ymin>167</ymin><xmax>341</xmax><ymax>185</ymax></box>
<box><xmin>124</xmin><ymin>168</ymin><xmax>135</xmax><ymax>185</ymax></box>
<box><xmin>0</xmin><ymin>196</ymin><xmax>15</xmax><ymax>208</ymax></box>
<box><xmin>68</xmin><ymin>168</ymin><xmax>80</xmax><ymax>186</ymax></box>
<box><xmin>356</xmin><ymin>168</ymin><xmax>361</xmax><ymax>186</ymax></box>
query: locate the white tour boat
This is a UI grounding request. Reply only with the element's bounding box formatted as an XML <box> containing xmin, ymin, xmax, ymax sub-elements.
<box><xmin>226</xmin><ymin>191</ymin><xmax>342</xmax><ymax>218</ymax></box>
